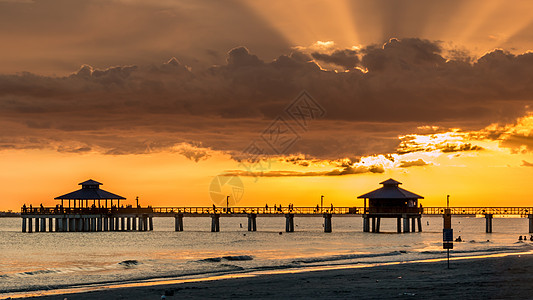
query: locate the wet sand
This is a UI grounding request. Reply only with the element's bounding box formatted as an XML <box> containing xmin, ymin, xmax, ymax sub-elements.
<box><xmin>13</xmin><ymin>253</ymin><xmax>533</xmax><ymax>299</ymax></box>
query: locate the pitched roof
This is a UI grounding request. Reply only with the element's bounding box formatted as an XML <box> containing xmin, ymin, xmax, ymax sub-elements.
<box><xmin>55</xmin><ymin>189</ymin><xmax>125</xmax><ymax>200</ymax></box>
<box><xmin>55</xmin><ymin>179</ymin><xmax>125</xmax><ymax>200</ymax></box>
<box><xmin>79</xmin><ymin>179</ymin><xmax>102</xmax><ymax>186</ymax></box>
<box><xmin>357</xmin><ymin>178</ymin><xmax>423</xmax><ymax>199</ymax></box>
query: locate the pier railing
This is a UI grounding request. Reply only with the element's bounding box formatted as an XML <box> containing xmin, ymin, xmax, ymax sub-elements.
<box><xmin>20</xmin><ymin>207</ymin><xmax>154</xmax><ymax>215</ymax></box>
<box><xmin>19</xmin><ymin>206</ymin><xmax>533</xmax><ymax>216</ymax></box>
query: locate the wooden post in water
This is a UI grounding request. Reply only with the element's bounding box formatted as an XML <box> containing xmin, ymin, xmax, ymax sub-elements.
<box><xmin>149</xmin><ymin>217</ymin><xmax>153</xmax><ymax>231</ymax></box>
<box><xmin>396</xmin><ymin>217</ymin><xmax>401</xmax><ymax>233</ymax></box>
<box><xmin>403</xmin><ymin>215</ymin><xmax>409</xmax><ymax>233</ymax></box>
<box><xmin>323</xmin><ymin>213</ymin><xmax>332</xmax><ymax>233</ymax></box>
<box><xmin>127</xmin><ymin>217</ymin><xmax>131</xmax><ymax>231</ymax></box>
<box><xmin>132</xmin><ymin>216</ymin><xmax>137</xmax><ymax>231</ymax></box>
<box><xmin>529</xmin><ymin>214</ymin><xmax>533</xmax><ymax>233</ymax></box>
<box><xmin>211</xmin><ymin>214</ymin><xmax>220</xmax><ymax>232</ymax></box>
<box><xmin>417</xmin><ymin>216</ymin><xmax>422</xmax><ymax>232</ymax></box>
<box><xmin>247</xmin><ymin>213</ymin><xmax>257</xmax><ymax>231</ymax></box>
<box><xmin>28</xmin><ymin>218</ymin><xmax>33</xmax><ymax>233</ymax></box>
<box><xmin>485</xmin><ymin>214</ymin><xmax>493</xmax><ymax>233</ymax></box>
<box><xmin>371</xmin><ymin>217</ymin><xmax>376</xmax><ymax>232</ymax></box>
<box><xmin>175</xmin><ymin>213</ymin><xmax>184</xmax><ymax>231</ymax></box>
<box><xmin>49</xmin><ymin>218</ymin><xmax>53</xmax><ymax>232</ymax></box>
<box><xmin>285</xmin><ymin>214</ymin><xmax>295</xmax><ymax>232</ymax></box>
<box><xmin>22</xmin><ymin>217</ymin><xmax>26</xmax><ymax>233</ymax></box>
<box><xmin>362</xmin><ymin>215</ymin><xmax>370</xmax><ymax>232</ymax></box>
<box><xmin>121</xmin><ymin>217</ymin><xmax>125</xmax><ymax>231</ymax></box>
<box><xmin>376</xmin><ymin>217</ymin><xmax>381</xmax><ymax>233</ymax></box>
<box><xmin>411</xmin><ymin>218</ymin><xmax>416</xmax><ymax>233</ymax></box>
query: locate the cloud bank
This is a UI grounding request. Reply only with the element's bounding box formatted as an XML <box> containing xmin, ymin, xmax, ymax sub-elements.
<box><xmin>1</xmin><ymin>38</ymin><xmax>532</xmax><ymax>163</ymax></box>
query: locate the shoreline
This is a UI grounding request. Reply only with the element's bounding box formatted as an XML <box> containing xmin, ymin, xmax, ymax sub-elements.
<box><xmin>5</xmin><ymin>250</ymin><xmax>533</xmax><ymax>299</ymax></box>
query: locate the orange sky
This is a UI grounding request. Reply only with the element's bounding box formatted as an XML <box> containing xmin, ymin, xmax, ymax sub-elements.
<box><xmin>1</xmin><ymin>0</ymin><xmax>533</xmax><ymax>211</ymax></box>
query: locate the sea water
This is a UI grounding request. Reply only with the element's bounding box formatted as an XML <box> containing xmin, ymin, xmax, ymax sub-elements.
<box><xmin>1</xmin><ymin>215</ymin><xmax>532</xmax><ymax>295</ymax></box>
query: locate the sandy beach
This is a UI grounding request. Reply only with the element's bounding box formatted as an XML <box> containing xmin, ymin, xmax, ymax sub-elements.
<box><xmin>10</xmin><ymin>252</ymin><xmax>533</xmax><ymax>300</ymax></box>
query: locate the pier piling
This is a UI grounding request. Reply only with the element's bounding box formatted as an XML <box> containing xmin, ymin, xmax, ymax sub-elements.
<box><xmin>247</xmin><ymin>213</ymin><xmax>257</xmax><ymax>231</ymax></box>
<box><xmin>362</xmin><ymin>215</ymin><xmax>370</xmax><ymax>232</ymax></box>
<box><xmin>396</xmin><ymin>217</ymin><xmax>401</xmax><ymax>233</ymax></box>
<box><xmin>22</xmin><ymin>217</ymin><xmax>26</xmax><ymax>233</ymax></box>
<box><xmin>529</xmin><ymin>215</ymin><xmax>533</xmax><ymax>233</ymax></box>
<box><xmin>323</xmin><ymin>213</ymin><xmax>332</xmax><ymax>233</ymax></box>
<box><xmin>485</xmin><ymin>214</ymin><xmax>493</xmax><ymax>233</ymax></box>
<box><xmin>211</xmin><ymin>214</ymin><xmax>220</xmax><ymax>232</ymax></box>
<box><xmin>403</xmin><ymin>215</ymin><xmax>410</xmax><ymax>233</ymax></box>
<box><xmin>175</xmin><ymin>213</ymin><xmax>184</xmax><ymax>231</ymax></box>
<box><xmin>285</xmin><ymin>214</ymin><xmax>294</xmax><ymax>232</ymax></box>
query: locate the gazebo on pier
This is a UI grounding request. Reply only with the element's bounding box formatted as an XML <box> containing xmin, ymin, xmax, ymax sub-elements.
<box><xmin>358</xmin><ymin>178</ymin><xmax>423</xmax><ymax>233</ymax></box>
<box><xmin>55</xmin><ymin>179</ymin><xmax>125</xmax><ymax>209</ymax></box>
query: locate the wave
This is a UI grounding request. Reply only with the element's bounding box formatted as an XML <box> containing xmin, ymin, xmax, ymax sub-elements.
<box><xmin>292</xmin><ymin>251</ymin><xmax>405</xmax><ymax>264</ymax></box>
<box><xmin>420</xmin><ymin>244</ymin><xmax>532</xmax><ymax>255</ymax></box>
<box><xmin>199</xmin><ymin>255</ymin><xmax>254</xmax><ymax>263</ymax></box>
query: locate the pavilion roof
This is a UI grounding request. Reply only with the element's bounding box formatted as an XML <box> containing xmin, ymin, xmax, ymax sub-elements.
<box><xmin>357</xmin><ymin>178</ymin><xmax>423</xmax><ymax>199</ymax></box>
<box><xmin>55</xmin><ymin>179</ymin><xmax>125</xmax><ymax>200</ymax></box>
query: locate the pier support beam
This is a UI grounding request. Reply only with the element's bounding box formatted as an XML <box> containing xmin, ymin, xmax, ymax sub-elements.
<box><xmin>529</xmin><ymin>215</ymin><xmax>533</xmax><ymax>233</ymax></box>
<box><xmin>175</xmin><ymin>214</ymin><xmax>183</xmax><ymax>231</ymax></box>
<box><xmin>35</xmin><ymin>218</ymin><xmax>40</xmax><ymax>232</ymax></box>
<box><xmin>138</xmin><ymin>217</ymin><xmax>143</xmax><ymax>231</ymax></box>
<box><xmin>371</xmin><ymin>217</ymin><xmax>376</xmax><ymax>233</ymax></box>
<box><xmin>485</xmin><ymin>214</ymin><xmax>493</xmax><ymax>233</ymax></box>
<box><xmin>211</xmin><ymin>214</ymin><xmax>220</xmax><ymax>232</ymax></box>
<box><xmin>132</xmin><ymin>217</ymin><xmax>137</xmax><ymax>231</ymax></box>
<box><xmin>22</xmin><ymin>217</ymin><xmax>26</xmax><ymax>233</ymax></box>
<box><xmin>121</xmin><ymin>217</ymin><xmax>125</xmax><ymax>231</ymax></box>
<box><xmin>417</xmin><ymin>216</ymin><xmax>422</xmax><ymax>232</ymax></box>
<box><xmin>362</xmin><ymin>215</ymin><xmax>370</xmax><ymax>232</ymax></box>
<box><xmin>127</xmin><ymin>217</ymin><xmax>131</xmax><ymax>231</ymax></box>
<box><xmin>397</xmin><ymin>217</ymin><xmax>401</xmax><ymax>233</ymax></box>
<box><xmin>28</xmin><ymin>218</ymin><xmax>33</xmax><ymax>233</ymax></box>
<box><xmin>285</xmin><ymin>214</ymin><xmax>294</xmax><ymax>232</ymax></box>
<box><xmin>115</xmin><ymin>217</ymin><xmax>120</xmax><ymax>231</ymax></box>
<box><xmin>149</xmin><ymin>217</ymin><xmax>153</xmax><ymax>231</ymax></box>
<box><xmin>40</xmin><ymin>218</ymin><xmax>46</xmax><ymax>232</ymax></box>
<box><xmin>411</xmin><ymin>218</ymin><xmax>416</xmax><ymax>233</ymax></box>
<box><xmin>376</xmin><ymin>217</ymin><xmax>381</xmax><ymax>233</ymax></box>
<box><xmin>97</xmin><ymin>217</ymin><xmax>102</xmax><ymax>231</ymax></box>
<box><xmin>143</xmin><ymin>215</ymin><xmax>149</xmax><ymax>231</ymax></box>
<box><xmin>323</xmin><ymin>213</ymin><xmax>332</xmax><ymax>233</ymax></box>
<box><xmin>49</xmin><ymin>218</ymin><xmax>53</xmax><ymax>232</ymax></box>
<box><xmin>403</xmin><ymin>215</ymin><xmax>410</xmax><ymax>233</ymax></box>
<box><xmin>54</xmin><ymin>218</ymin><xmax>59</xmax><ymax>232</ymax></box>
<box><xmin>247</xmin><ymin>213</ymin><xmax>257</xmax><ymax>231</ymax></box>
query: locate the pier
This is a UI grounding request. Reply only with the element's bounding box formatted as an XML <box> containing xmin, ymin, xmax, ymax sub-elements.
<box><xmin>19</xmin><ymin>179</ymin><xmax>533</xmax><ymax>233</ymax></box>
<box><xmin>20</xmin><ymin>205</ymin><xmax>533</xmax><ymax>233</ymax></box>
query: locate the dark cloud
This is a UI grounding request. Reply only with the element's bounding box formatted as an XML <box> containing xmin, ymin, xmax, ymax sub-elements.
<box><xmin>223</xmin><ymin>164</ymin><xmax>384</xmax><ymax>177</ymax></box>
<box><xmin>399</xmin><ymin>159</ymin><xmax>430</xmax><ymax>168</ymax></box>
<box><xmin>521</xmin><ymin>160</ymin><xmax>533</xmax><ymax>167</ymax></box>
<box><xmin>311</xmin><ymin>49</ymin><xmax>359</xmax><ymax>70</ymax></box>
<box><xmin>0</xmin><ymin>38</ymin><xmax>532</xmax><ymax>161</ymax></box>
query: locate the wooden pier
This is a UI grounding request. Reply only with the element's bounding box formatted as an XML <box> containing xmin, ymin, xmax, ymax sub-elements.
<box><xmin>18</xmin><ymin>179</ymin><xmax>533</xmax><ymax>234</ymax></box>
<box><xmin>20</xmin><ymin>205</ymin><xmax>533</xmax><ymax>233</ymax></box>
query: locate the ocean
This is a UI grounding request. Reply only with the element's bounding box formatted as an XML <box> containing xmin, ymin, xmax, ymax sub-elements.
<box><xmin>1</xmin><ymin>215</ymin><xmax>532</xmax><ymax>297</ymax></box>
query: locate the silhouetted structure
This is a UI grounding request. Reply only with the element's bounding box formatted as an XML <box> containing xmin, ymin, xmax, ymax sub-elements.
<box><xmin>358</xmin><ymin>178</ymin><xmax>423</xmax><ymax>233</ymax></box>
<box><xmin>55</xmin><ymin>179</ymin><xmax>125</xmax><ymax>209</ymax></box>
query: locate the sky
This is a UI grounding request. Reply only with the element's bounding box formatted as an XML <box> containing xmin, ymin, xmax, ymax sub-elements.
<box><xmin>1</xmin><ymin>0</ymin><xmax>533</xmax><ymax>210</ymax></box>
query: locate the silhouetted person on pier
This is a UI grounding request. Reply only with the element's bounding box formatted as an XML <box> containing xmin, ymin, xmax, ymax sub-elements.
<box><xmin>331</xmin><ymin>204</ymin><xmax>333</xmax><ymax>211</ymax></box>
<box><xmin>29</xmin><ymin>204</ymin><xmax>32</xmax><ymax>212</ymax></box>
<box><xmin>40</xmin><ymin>203</ymin><xmax>44</xmax><ymax>212</ymax></box>
<box><xmin>265</xmin><ymin>204</ymin><xmax>268</xmax><ymax>210</ymax></box>
<box><xmin>22</xmin><ymin>204</ymin><xmax>26</xmax><ymax>213</ymax></box>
